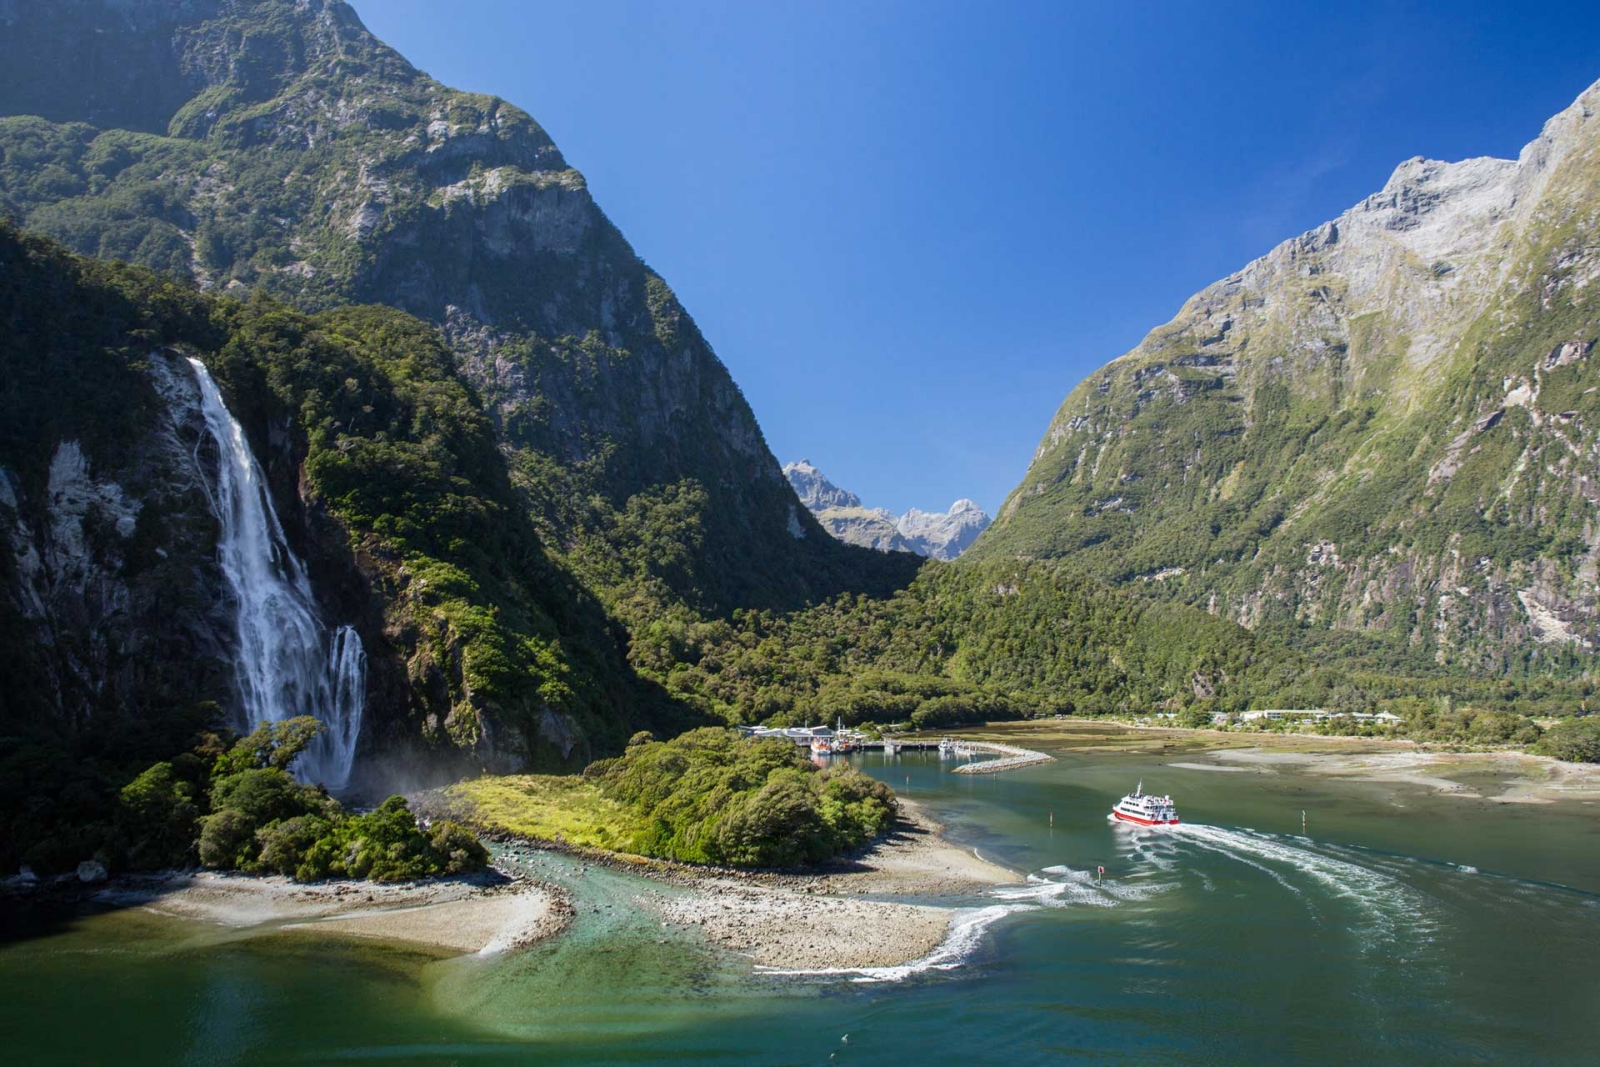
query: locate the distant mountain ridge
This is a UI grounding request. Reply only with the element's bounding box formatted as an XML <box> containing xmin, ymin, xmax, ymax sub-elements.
<box><xmin>975</xmin><ymin>76</ymin><xmax>1600</xmax><ymax>671</ymax></box>
<box><xmin>782</xmin><ymin>460</ymin><xmax>991</xmax><ymax>560</ymax></box>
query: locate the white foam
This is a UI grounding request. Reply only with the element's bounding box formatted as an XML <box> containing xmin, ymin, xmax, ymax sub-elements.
<box><xmin>1003</xmin><ymin>864</ymin><xmax>1177</xmax><ymax>908</ymax></box>
<box><xmin>756</xmin><ymin>904</ymin><xmax>1027</xmax><ymax>983</ymax></box>
<box><xmin>996</xmin><ymin>871</ymin><xmax>1118</xmax><ymax>909</ymax></box>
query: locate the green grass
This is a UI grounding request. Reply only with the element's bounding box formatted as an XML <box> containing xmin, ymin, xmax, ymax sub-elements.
<box><xmin>443</xmin><ymin>774</ymin><xmax>646</xmax><ymax>853</ymax></box>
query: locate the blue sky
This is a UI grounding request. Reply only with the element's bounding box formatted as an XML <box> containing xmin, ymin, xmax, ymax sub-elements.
<box><xmin>354</xmin><ymin>0</ymin><xmax>1600</xmax><ymax>516</ymax></box>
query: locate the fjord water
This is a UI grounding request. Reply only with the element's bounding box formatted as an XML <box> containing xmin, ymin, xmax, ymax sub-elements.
<box><xmin>187</xmin><ymin>358</ymin><xmax>366</xmax><ymax>789</ymax></box>
<box><xmin>4</xmin><ymin>750</ymin><xmax>1597</xmax><ymax>1065</ymax></box>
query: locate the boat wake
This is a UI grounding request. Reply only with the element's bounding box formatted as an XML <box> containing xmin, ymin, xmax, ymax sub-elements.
<box><xmin>763</xmin><ymin>820</ymin><xmax>1450</xmax><ymax>985</ymax></box>
<box><xmin>1007</xmin><ymin>823</ymin><xmax>1438</xmax><ymax>955</ymax></box>
<box><xmin>1170</xmin><ymin>824</ymin><xmax>1438</xmax><ymax>950</ymax></box>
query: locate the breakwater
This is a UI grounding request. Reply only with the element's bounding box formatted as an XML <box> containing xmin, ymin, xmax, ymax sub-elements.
<box><xmin>948</xmin><ymin>741</ymin><xmax>1053</xmax><ymax>775</ymax></box>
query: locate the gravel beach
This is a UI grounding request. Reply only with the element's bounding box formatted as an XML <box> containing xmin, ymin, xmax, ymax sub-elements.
<box><xmin>644</xmin><ymin>802</ymin><xmax>1018</xmax><ymax>970</ymax></box>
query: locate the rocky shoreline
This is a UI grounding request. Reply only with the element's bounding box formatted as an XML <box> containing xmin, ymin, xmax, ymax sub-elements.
<box><xmin>950</xmin><ymin>741</ymin><xmax>1054</xmax><ymax>775</ymax></box>
<box><xmin>638</xmin><ymin>800</ymin><xmax>1017</xmax><ymax>970</ymax></box>
<box><xmin>4</xmin><ymin>799</ymin><xmax>1018</xmax><ymax>974</ymax></box>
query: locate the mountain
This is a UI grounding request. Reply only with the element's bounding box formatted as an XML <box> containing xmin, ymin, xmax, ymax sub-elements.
<box><xmin>898</xmin><ymin>499</ymin><xmax>991</xmax><ymax>560</ymax></box>
<box><xmin>783</xmin><ymin>458</ymin><xmax>867</xmax><ymax>511</ymax></box>
<box><xmin>782</xmin><ymin>460</ymin><xmax>991</xmax><ymax>560</ymax></box>
<box><xmin>0</xmin><ymin>0</ymin><xmax>915</xmax><ymax>787</ymax></box>
<box><xmin>975</xmin><ymin>77</ymin><xmax>1600</xmax><ymax>672</ymax></box>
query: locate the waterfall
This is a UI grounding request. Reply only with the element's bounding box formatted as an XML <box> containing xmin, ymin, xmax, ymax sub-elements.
<box><xmin>186</xmin><ymin>357</ymin><xmax>366</xmax><ymax>790</ymax></box>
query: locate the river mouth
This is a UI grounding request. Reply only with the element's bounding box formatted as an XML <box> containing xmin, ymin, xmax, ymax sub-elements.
<box><xmin>4</xmin><ymin>744</ymin><xmax>1598</xmax><ymax>1064</ymax></box>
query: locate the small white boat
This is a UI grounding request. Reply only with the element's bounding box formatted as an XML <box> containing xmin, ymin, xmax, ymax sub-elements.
<box><xmin>1110</xmin><ymin>782</ymin><xmax>1179</xmax><ymax>826</ymax></box>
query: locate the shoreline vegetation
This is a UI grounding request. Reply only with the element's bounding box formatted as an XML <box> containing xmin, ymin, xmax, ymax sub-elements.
<box><xmin>443</xmin><ymin>728</ymin><xmax>899</xmax><ymax>869</ymax></box>
<box><xmin>15</xmin><ymin>795</ymin><xmax>1014</xmax><ymax>972</ymax></box>
<box><xmin>8</xmin><ymin>726</ymin><xmax>1016</xmax><ymax>973</ymax></box>
<box><xmin>17</xmin><ymin>718</ymin><xmax>1596</xmax><ymax>973</ymax></box>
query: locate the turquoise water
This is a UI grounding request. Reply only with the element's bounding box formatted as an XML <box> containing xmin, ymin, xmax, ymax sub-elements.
<box><xmin>3</xmin><ymin>748</ymin><xmax>1598</xmax><ymax>1065</ymax></box>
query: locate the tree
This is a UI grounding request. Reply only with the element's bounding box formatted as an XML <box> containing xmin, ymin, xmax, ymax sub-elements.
<box><xmin>115</xmin><ymin>763</ymin><xmax>201</xmax><ymax>870</ymax></box>
<box><xmin>1534</xmin><ymin>718</ymin><xmax>1600</xmax><ymax>763</ymax></box>
<box><xmin>212</xmin><ymin>716</ymin><xmax>325</xmax><ymax>776</ymax></box>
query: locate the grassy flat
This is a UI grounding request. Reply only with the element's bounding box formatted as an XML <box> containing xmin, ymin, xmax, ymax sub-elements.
<box><xmin>443</xmin><ymin>774</ymin><xmax>647</xmax><ymax>853</ymax></box>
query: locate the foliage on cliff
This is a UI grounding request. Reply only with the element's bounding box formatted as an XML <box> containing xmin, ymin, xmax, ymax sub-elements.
<box><xmin>0</xmin><ymin>0</ymin><xmax>915</xmax><ymax>628</ymax></box>
<box><xmin>973</xmin><ymin>80</ymin><xmax>1600</xmax><ymax>675</ymax></box>
<box><xmin>0</xmin><ymin>221</ymin><xmax>692</xmax><ymax>772</ymax></box>
<box><xmin>0</xmin><ymin>0</ymin><xmax>921</xmax><ymax>774</ymax></box>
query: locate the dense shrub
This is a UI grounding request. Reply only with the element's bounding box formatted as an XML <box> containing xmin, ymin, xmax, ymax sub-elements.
<box><xmin>1534</xmin><ymin>718</ymin><xmax>1600</xmax><ymax>763</ymax></box>
<box><xmin>586</xmin><ymin>727</ymin><xmax>895</xmax><ymax>868</ymax></box>
<box><xmin>130</xmin><ymin>717</ymin><xmax>498</xmax><ymax>882</ymax></box>
<box><xmin>115</xmin><ymin>762</ymin><xmax>201</xmax><ymax>869</ymax></box>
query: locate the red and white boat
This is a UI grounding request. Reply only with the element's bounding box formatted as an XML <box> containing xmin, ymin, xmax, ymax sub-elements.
<box><xmin>1110</xmin><ymin>782</ymin><xmax>1179</xmax><ymax>826</ymax></box>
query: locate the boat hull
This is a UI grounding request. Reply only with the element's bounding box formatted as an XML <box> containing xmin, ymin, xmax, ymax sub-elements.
<box><xmin>1111</xmin><ymin>809</ymin><xmax>1180</xmax><ymax>827</ymax></box>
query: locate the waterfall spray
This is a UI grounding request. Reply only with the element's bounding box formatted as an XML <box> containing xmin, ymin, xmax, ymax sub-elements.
<box><xmin>187</xmin><ymin>357</ymin><xmax>366</xmax><ymax>790</ymax></box>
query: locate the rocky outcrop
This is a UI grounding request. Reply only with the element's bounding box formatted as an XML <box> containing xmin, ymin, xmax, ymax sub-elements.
<box><xmin>783</xmin><ymin>460</ymin><xmax>991</xmax><ymax>560</ymax></box>
<box><xmin>783</xmin><ymin>459</ymin><xmax>864</xmax><ymax>510</ymax></box>
<box><xmin>978</xmin><ymin>75</ymin><xmax>1600</xmax><ymax>668</ymax></box>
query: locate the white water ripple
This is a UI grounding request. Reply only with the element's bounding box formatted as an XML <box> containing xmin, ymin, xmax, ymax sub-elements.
<box><xmin>756</xmin><ymin>904</ymin><xmax>1027</xmax><ymax>983</ymax></box>
<box><xmin>1171</xmin><ymin>824</ymin><xmax>1438</xmax><ymax>950</ymax></box>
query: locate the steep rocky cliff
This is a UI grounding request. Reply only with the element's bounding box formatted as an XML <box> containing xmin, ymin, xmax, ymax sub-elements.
<box><xmin>782</xmin><ymin>459</ymin><xmax>991</xmax><ymax>560</ymax></box>
<box><xmin>1</xmin><ymin>229</ymin><xmax>695</xmax><ymax>801</ymax></box>
<box><xmin>976</xmin><ymin>77</ymin><xmax>1600</xmax><ymax>671</ymax></box>
<box><xmin>0</xmin><ymin>0</ymin><xmax>909</xmax><ymax>777</ymax></box>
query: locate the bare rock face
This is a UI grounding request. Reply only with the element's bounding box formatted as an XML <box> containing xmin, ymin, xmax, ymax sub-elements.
<box><xmin>782</xmin><ymin>461</ymin><xmax>991</xmax><ymax>560</ymax></box>
<box><xmin>977</xmin><ymin>75</ymin><xmax>1600</xmax><ymax>668</ymax></box>
<box><xmin>783</xmin><ymin>459</ymin><xmax>863</xmax><ymax>510</ymax></box>
<box><xmin>897</xmin><ymin>499</ymin><xmax>992</xmax><ymax>561</ymax></box>
<box><xmin>0</xmin><ymin>352</ymin><xmax>235</xmax><ymax>732</ymax></box>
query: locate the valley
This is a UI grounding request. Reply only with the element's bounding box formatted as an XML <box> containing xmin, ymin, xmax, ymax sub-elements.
<box><xmin>1</xmin><ymin>2</ymin><xmax>1598</xmax><ymax>1063</ymax></box>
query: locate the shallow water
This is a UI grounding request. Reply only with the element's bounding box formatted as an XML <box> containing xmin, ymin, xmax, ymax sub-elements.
<box><xmin>3</xmin><ymin>748</ymin><xmax>1597</xmax><ymax>1064</ymax></box>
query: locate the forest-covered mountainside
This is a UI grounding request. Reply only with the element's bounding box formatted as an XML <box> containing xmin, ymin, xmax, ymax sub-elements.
<box><xmin>11</xmin><ymin>225</ymin><xmax>1470</xmax><ymax>872</ymax></box>
<box><xmin>0</xmin><ymin>0</ymin><xmax>907</xmax><ymax>628</ymax></box>
<box><xmin>0</xmin><ymin>0</ymin><xmax>921</xmax><ymax>772</ymax></box>
<box><xmin>976</xmin><ymin>77</ymin><xmax>1600</xmax><ymax>676</ymax></box>
<box><xmin>0</xmin><ymin>223</ymin><xmax>700</xmax><ymax>844</ymax></box>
